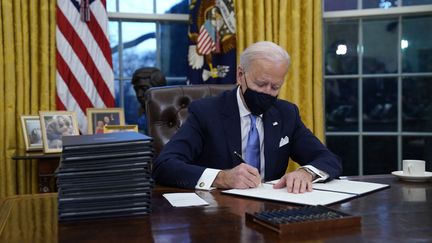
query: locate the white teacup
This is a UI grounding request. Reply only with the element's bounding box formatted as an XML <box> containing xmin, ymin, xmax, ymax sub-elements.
<box><xmin>403</xmin><ymin>159</ymin><xmax>425</xmax><ymax>176</ymax></box>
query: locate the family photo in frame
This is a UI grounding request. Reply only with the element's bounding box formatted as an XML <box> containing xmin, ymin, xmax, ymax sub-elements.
<box><xmin>86</xmin><ymin>108</ymin><xmax>125</xmax><ymax>134</ymax></box>
<box><xmin>20</xmin><ymin>115</ymin><xmax>43</xmax><ymax>151</ymax></box>
<box><xmin>39</xmin><ymin>111</ymin><xmax>80</xmax><ymax>153</ymax></box>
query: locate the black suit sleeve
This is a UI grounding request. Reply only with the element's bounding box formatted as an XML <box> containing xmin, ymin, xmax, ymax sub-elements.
<box><xmin>289</xmin><ymin>105</ymin><xmax>342</xmax><ymax>180</ymax></box>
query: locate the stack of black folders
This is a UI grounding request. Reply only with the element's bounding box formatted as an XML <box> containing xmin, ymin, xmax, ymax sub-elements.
<box><xmin>56</xmin><ymin>131</ymin><xmax>154</xmax><ymax>221</ymax></box>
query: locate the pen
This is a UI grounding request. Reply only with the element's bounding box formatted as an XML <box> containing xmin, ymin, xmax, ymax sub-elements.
<box><xmin>233</xmin><ymin>151</ymin><xmax>246</xmax><ymax>163</ymax></box>
<box><xmin>233</xmin><ymin>151</ymin><xmax>263</xmax><ymax>188</ymax></box>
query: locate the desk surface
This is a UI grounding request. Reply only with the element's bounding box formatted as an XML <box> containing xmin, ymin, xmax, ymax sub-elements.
<box><xmin>0</xmin><ymin>175</ymin><xmax>431</xmax><ymax>242</ymax></box>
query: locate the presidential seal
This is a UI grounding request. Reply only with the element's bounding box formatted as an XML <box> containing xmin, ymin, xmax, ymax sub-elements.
<box><xmin>188</xmin><ymin>0</ymin><xmax>236</xmax><ymax>82</ymax></box>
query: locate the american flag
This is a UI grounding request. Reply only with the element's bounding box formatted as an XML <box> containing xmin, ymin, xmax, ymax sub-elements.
<box><xmin>197</xmin><ymin>22</ymin><xmax>216</xmax><ymax>55</ymax></box>
<box><xmin>56</xmin><ymin>0</ymin><xmax>115</xmax><ymax>134</ymax></box>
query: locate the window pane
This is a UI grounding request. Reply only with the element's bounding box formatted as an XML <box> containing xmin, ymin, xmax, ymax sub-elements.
<box><xmin>325</xmin><ymin>79</ymin><xmax>358</xmax><ymax>131</ymax></box>
<box><xmin>107</xmin><ymin>0</ymin><xmax>117</xmax><ymax>12</ymax></box>
<box><xmin>157</xmin><ymin>0</ymin><xmax>189</xmax><ymax>14</ymax></box>
<box><xmin>121</xmin><ymin>22</ymin><xmax>156</xmax><ymax>78</ymax></box>
<box><xmin>402</xmin><ymin>15</ymin><xmax>432</xmax><ymax>73</ymax></box>
<box><xmin>119</xmin><ymin>0</ymin><xmax>154</xmax><ymax>13</ymax></box>
<box><xmin>403</xmin><ymin>0</ymin><xmax>432</xmax><ymax>6</ymax></box>
<box><xmin>402</xmin><ymin>77</ymin><xmax>432</xmax><ymax>132</ymax></box>
<box><xmin>324</xmin><ymin>0</ymin><xmax>357</xmax><ymax>11</ymax></box>
<box><xmin>363</xmin><ymin>78</ymin><xmax>397</xmax><ymax>131</ymax></box>
<box><xmin>363</xmin><ymin>136</ymin><xmax>397</xmax><ymax>174</ymax></box>
<box><xmin>159</xmin><ymin>22</ymin><xmax>188</xmax><ymax>78</ymax></box>
<box><xmin>325</xmin><ymin>20</ymin><xmax>359</xmax><ymax>75</ymax></box>
<box><xmin>363</xmin><ymin>18</ymin><xmax>398</xmax><ymax>74</ymax></box>
<box><xmin>109</xmin><ymin>21</ymin><xmax>120</xmax><ymax>77</ymax></box>
<box><xmin>123</xmin><ymin>80</ymin><xmax>142</xmax><ymax>127</ymax></box>
<box><xmin>362</xmin><ymin>0</ymin><xmax>399</xmax><ymax>9</ymax></box>
<box><xmin>403</xmin><ymin>137</ymin><xmax>432</xmax><ymax>172</ymax></box>
<box><xmin>114</xmin><ymin>79</ymin><xmax>121</xmax><ymax>107</ymax></box>
<box><xmin>327</xmin><ymin>136</ymin><xmax>359</xmax><ymax>175</ymax></box>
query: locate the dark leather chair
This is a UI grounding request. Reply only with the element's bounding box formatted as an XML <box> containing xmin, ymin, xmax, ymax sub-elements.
<box><xmin>145</xmin><ymin>84</ymin><xmax>236</xmax><ymax>156</ymax></box>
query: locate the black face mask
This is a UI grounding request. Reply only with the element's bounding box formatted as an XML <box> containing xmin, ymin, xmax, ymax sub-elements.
<box><xmin>242</xmin><ymin>75</ymin><xmax>277</xmax><ymax>115</ymax></box>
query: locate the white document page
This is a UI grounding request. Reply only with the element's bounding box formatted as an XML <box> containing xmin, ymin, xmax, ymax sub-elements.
<box><xmin>312</xmin><ymin>179</ymin><xmax>389</xmax><ymax>195</ymax></box>
<box><xmin>222</xmin><ymin>183</ymin><xmax>356</xmax><ymax>206</ymax></box>
<box><xmin>163</xmin><ymin>193</ymin><xmax>209</xmax><ymax>207</ymax></box>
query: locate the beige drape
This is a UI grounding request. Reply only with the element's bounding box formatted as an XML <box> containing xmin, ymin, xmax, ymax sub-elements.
<box><xmin>0</xmin><ymin>0</ymin><xmax>56</xmax><ymax>197</ymax></box>
<box><xmin>235</xmin><ymin>0</ymin><xmax>324</xmax><ymax>171</ymax></box>
<box><xmin>0</xmin><ymin>0</ymin><xmax>324</xmax><ymax>196</ymax></box>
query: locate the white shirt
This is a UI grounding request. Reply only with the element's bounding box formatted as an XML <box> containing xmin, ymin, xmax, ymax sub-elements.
<box><xmin>195</xmin><ymin>87</ymin><xmax>328</xmax><ymax>190</ymax></box>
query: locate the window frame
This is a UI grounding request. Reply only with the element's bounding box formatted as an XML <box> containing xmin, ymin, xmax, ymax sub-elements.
<box><xmin>323</xmin><ymin>3</ymin><xmax>432</xmax><ymax>175</ymax></box>
<box><xmin>107</xmin><ymin>5</ymin><xmax>189</xmax><ymax>108</ymax></box>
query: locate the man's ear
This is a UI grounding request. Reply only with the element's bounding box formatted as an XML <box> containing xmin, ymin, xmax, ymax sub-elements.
<box><xmin>236</xmin><ymin>66</ymin><xmax>243</xmax><ymax>85</ymax></box>
<box><xmin>237</xmin><ymin>66</ymin><xmax>244</xmax><ymax>75</ymax></box>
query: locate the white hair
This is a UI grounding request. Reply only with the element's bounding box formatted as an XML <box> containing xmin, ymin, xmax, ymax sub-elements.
<box><xmin>239</xmin><ymin>41</ymin><xmax>290</xmax><ymax>72</ymax></box>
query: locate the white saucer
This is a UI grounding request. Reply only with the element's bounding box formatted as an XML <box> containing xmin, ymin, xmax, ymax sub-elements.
<box><xmin>391</xmin><ymin>171</ymin><xmax>432</xmax><ymax>182</ymax></box>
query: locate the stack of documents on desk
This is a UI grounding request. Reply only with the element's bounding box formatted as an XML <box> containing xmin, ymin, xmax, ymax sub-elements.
<box><xmin>56</xmin><ymin>132</ymin><xmax>154</xmax><ymax>221</ymax></box>
<box><xmin>223</xmin><ymin>179</ymin><xmax>389</xmax><ymax>206</ymax></box>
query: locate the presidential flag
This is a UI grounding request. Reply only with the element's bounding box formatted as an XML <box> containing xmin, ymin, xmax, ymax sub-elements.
<box><xmin>187</xmin><ymin>0</ymin><xmax>236</xmax><ymax>84</ymax></box>
<box><xmin>56</xmin><ymin>0</ymin><xmax>115</xmax><ymax>134</ymax></box>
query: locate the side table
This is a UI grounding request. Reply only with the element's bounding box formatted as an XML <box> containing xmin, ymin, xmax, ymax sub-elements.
<box><xmin>12</xmin><ymin>149</ymin><xmax>61</xmax><ymax>193</ymax></box>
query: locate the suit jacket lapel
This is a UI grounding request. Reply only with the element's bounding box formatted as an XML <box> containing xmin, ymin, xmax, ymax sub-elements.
<box><xmin>263</xmin><ymin>106</ymin><xmax>282</xmax><ymax>180</ymax></box>
<box><xmin>221</xmin><ymin>88</ymin><xmax>242</xmax><ymax>166</ymax></box>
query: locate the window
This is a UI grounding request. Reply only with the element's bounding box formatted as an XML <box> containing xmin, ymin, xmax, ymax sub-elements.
<box><xmin>108</xmin><ymin>0</ymin><xmax>189</xmax><ymax>126</ymax></box>
<box><xmin>323</xmin><ymin>0</ymin><xmax>432</xmax><ymax>175</ymax></box>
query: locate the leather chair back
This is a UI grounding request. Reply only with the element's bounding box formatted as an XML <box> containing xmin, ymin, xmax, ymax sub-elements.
<box><xmin>145</xmin><ymin>84</ymin><xmax>236</xmax><ymax>156</ymax></box>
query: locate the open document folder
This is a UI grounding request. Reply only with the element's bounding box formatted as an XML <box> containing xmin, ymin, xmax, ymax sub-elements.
<box><xmin>222</xmin><ymin>179</ymin><xmax>389</xmax><ymax>206</ymax></box>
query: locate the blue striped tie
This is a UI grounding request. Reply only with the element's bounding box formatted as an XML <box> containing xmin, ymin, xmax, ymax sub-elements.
<box><xmin>245</xmin><ymin>115</ymin><xmax>260</xmax><ymax>170</ymax></box>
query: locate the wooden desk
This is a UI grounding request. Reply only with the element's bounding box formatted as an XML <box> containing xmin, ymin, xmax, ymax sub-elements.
<box><xmin>12</xmin><ymin>149</ymin><xmax>61</xmax><ymax>193</ymax></box>
<box><xmin>0</xmin><ymin>175</ymin><xmax>431</xmax><ymax>242</ymax></box>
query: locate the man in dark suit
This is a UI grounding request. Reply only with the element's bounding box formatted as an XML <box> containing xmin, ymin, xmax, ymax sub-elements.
<box><xmin>153</xmin><ymin>41</ymin><xmax>342</xmax><ymax>193</ymax></box>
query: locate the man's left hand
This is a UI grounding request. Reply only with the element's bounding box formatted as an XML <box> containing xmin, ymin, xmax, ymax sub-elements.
<box><xmin>273</xmin><ymin>169</ymin><xmax>313</xmax><ymax>194</ymax></box>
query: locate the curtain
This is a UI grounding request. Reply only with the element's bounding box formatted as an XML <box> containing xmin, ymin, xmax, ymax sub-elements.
<box><xmin>0</xmin><ymin>0</ymin><xmax>323</xmax><ymax>196</ymax></box>
<box><xmin>0</xmin><ymin>0</ymin><xmax>56</xmax><ymax>197</ymax></box>
<box><xmin>235</xmin><ymin>0</ymin><xmax>324</xmax><ymax>171</ymax></box>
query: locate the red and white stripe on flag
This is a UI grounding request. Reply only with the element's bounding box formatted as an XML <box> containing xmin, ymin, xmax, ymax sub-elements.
<box><xmin>197</xmin><ymin>25</ymin><xmax>216</xmax><ymax>55</ymax></box>
<box><xmin>56</xmin><ymin>0</ymin><xmax>115</xmax><ymax>134</ymax></box>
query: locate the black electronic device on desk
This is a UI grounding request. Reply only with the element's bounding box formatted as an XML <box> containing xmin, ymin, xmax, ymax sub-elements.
<box><xmin>246</xmin><ymin>205</ymin><xmax>361</xmax><ymax>234</ymax></box>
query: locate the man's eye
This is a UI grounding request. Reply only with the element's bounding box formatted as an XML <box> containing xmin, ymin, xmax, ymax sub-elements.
<box><xmin>256</xmin><ymin>82</ymin><xmax>266</xmax><ymax>87</ymax></box>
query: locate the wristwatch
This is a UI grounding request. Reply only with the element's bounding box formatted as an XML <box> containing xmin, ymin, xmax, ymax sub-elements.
<box><xmin>299</xmin><ymin>167</ymin><xmax>317</xmax><ymax>180</ymax></box>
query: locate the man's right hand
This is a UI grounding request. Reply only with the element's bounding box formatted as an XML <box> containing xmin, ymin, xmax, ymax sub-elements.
<box><xmin>212</xmin><ymin>163</ymin><xmax>261</xmax><ymax>189</ymax></box>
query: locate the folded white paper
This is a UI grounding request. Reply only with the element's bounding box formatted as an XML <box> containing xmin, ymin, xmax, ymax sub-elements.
<box><xmin>163</xmin><ymin>193</ymin><xmax>209</xmax><ymax>207</ymax></box>
<box><xmin>312</xmin><ymin>179</ymin><xmax>389</xmax><ymax>195</ymax></box>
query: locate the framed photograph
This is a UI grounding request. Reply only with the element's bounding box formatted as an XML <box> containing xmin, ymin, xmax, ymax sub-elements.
<box><xmin>86</xmin><ymin>108</ymin><xmax>125</xmax><ymax>134</ymax></box>
<box><xmin>20</xmin><ymin>115</ymin><xmax>43</xmax><ymax>151</ymax></box>
<box><xmin>104</xmin><ymin>125</ymin><xmax>138</xmax><ymax>133</ymax></box>
<box><xmin>39</xmin><ymin>111</ymin><xmax>80</xmax><ymax>153</ymax></box>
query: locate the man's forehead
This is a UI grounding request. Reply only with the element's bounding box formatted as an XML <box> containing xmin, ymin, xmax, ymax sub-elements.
<box><xmin>251</xmin><ymin>58</ymin><xmax>287</xmax><ymax>67</ymax></box>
